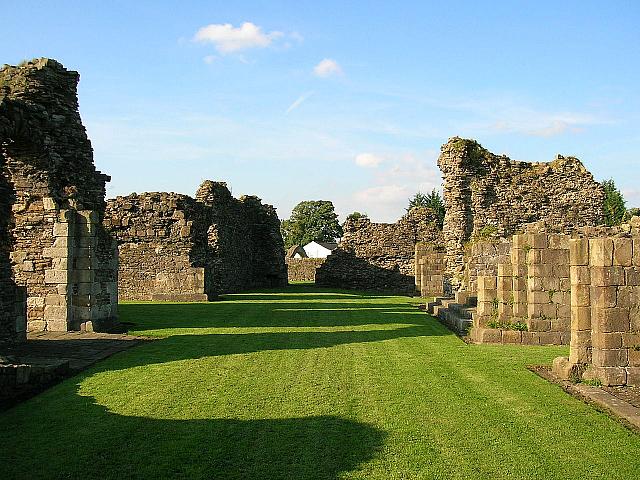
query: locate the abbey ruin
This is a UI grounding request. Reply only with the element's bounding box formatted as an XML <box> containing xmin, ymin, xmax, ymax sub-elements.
<box><xmin>0</xmin><ymin>58</ymin><xmax>638</xmax><ymax>390</ymax></box>
<box><xmin>104</xmin><ymin>181</ymin><xmax>287</xmax><ymax>301</ymax></box>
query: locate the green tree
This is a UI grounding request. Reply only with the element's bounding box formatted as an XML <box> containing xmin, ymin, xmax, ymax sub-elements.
<box><xmin>407</xmin><ymin>189</ymin><xmax>445</xmax><ymax>229</ymax></box>
<box><xmin>345</xmin><ymin>211</ymin><xmax>368</xmax><ymax>222</ymax></box>
<box><xmin>624</xmin><ymin>207</ymin><xmax>640</xmax><ymax>222</ymax></box>
<box><xmin>602</xmin><ymin>179</ymin><xmax>626</xmax><ymax>226</ymax></box>
<box><xmin>281</xmin><ymin>200</ymin><xmax>343</xmax><ymax>248</ymax></box>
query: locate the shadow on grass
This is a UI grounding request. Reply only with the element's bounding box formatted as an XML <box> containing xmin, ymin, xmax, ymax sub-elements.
<box><xmin>104</xmin><ymin>324</ymin><xmax>449</xmax><ymax>369</ymax></box>
<box><xmin>119</xmin><ymin>301</ymin><xmax>439</xmax><ymax>330</ymax></box>
<box><xmin>3</xmin><ymin>393</ymin><xmax>385</xmax><ymax>480</ymax></box>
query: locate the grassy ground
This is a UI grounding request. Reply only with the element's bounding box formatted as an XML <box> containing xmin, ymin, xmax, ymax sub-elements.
<box><xmin>2</xmin><ymin>285</ymin><xmax>639</xmax><ymax>479</ymax></box>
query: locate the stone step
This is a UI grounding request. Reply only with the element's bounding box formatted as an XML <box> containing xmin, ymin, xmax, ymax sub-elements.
<box><xmin>437</xmin><ymin>309</ymin><xmax>473</xmax><ymax>334</ymax></box>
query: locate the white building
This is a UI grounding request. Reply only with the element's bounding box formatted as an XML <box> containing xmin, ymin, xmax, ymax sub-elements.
<box><xmin>303</xmin><ymin>241</ymin><xmax>338</xmax><ymax>259</ymax></box>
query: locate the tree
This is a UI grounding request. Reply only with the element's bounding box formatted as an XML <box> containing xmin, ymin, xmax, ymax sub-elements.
<box><xmin>407</xmin><ymin>189</ymin><xmax>445</xmax><ymax>229</ymax></box>
<box><xmin>602</xmin><ymin>179</ymin><xmax>626</xmax><ymax>226</ymax></box>
<box><xmin>624</xmin><ymin>207</ymin><xmax>640</xmax><ymax>222</ymax></box>
<box><xmin>281</xmin><ymin>200</ymin><xmax>343</xmax><ymax>248</ymax></box>
<box><xmin>345</xmin><ymin>211</ymin><xmax>368</xmax><ymax>223</ymax></box>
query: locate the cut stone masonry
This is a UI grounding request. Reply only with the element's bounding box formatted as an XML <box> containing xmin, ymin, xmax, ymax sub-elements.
<box><xmin>0</xmin><ymin>58</ymin><xmax>118</xmax><ymax>339</ymax></box>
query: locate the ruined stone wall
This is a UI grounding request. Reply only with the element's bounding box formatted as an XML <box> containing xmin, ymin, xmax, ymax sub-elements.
<box><xmin>316</xmin><ymin>207</ymin><xmax>443</xmax><ymax>294</ymax></box>
<box><xmin>0</xmin><ymin>58</ymin><xmax>117</xmax><ymax>334</ymax></box>
<box><xmin>471</xmin><ymin>232</ymin><xmax>572</xmax><ymax>345</ymax></box>
<box><xmin>553</xmin><ymin>218</ymin><xmax>640</xmax><ymax>386</ymax></box>
<box><xmin>286</xmin><ymin>258</ymin><xmax>325</xmax><ymax>282</ymax></box>
<box><xmin>462</xmin><ymin>238</ymin><xmax>511</xmax><ymax>293</ymax></box>
<box><xmin>438</xmin><ymin>137</ymin><xmax>604</xmax><ymax>288</ymax></box>
<box><xmin>105</xmin><ymin>181</ymin><xmax>287</xmax><ymax>301</ymax></box>
<box><xmin>414</xmin><ymin>243</ymin><xmax>446</xmax><ymax>297</ymax></box>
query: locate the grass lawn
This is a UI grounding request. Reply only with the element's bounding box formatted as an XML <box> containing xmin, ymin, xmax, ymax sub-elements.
<box><xmin>2</xmin><ymin>285</ymin><xmax>639</xmax><ymax>479</ymax></box>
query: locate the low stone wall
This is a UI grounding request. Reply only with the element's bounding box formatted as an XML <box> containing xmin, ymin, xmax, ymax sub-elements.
<box><xmin>286</xmin><ymin>258</ymin><xmax>325</xmax><ymax>282</ymax></box>
<box><xmin>462</xmin><ymin>238</ymin><xmax>511</xmax><ymax>293</ymax></box>
<box><xmin>316</xmin><ymin>207</ymin><xmax>443</xmax><ymax>294</ymax></box>
<box><xmin>415</xmin><ymin>243</ymin><xmax>446</xmax><ymax>296</ymax></box>
<box><xmin>105</xmin><ymin>181</ymin><xmax>287</xmax><ymax>301</ymax></box>
<box><xmin>0</xmin><ymin>359</ymin><xmax>69</xmax><ymax>408</ymax></box>
<box><xmin>554</xmin><ymin>222</ymin><xmax>640</xmax><ymax>386</ymax></box>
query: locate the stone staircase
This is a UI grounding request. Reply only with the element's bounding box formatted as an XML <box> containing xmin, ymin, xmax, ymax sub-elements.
<box><xmin>427</xmin><ymin>291</ymin><xmax>477</xmax><ymax>335</ymax></box>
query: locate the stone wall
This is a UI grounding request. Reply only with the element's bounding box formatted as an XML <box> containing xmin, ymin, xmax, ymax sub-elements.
<box><xmin>414</xmin><ymin>243</ymin><xmax>446</xmax><ymax>297</ymax></box>
<box><xmin>461</xmin><ymin>238</ymin><xmax>511</xmax><ymax>293</ymax></box>
<box><xmin>286</xmin><ymin>258</ymin><xmax>325</xmax><ymax>282</ymax></box>
<box><xmin>105</xmin><ymin>181</ymin><xmax>287</xmax><ymax>301</ymax></box>
<box><xmin>0</xmin><ymin>58</ymin><xmax>117</xmax><ymax>335</ymax></box>
<box><xmin>438</xmin><ymin>137</ymin><xmax>604</xmax><ymax>288</ymax></box>
<box><xmin>316</xmin><ymin>207</ymin><xmax>443</xmax><ymax>294</ymax></box>
<box><xmin>471</xmin><ymin>231</ymin><xmax>572</xmax><ymax>345</ymax></box>
<box><xmin>554</xmin><ymin>218</ymin><xmax>640</xmax><ymax>386</ymax></box>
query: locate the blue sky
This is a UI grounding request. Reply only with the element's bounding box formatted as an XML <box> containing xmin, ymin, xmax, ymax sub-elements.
<box><xmin>2</xmin><ymin>1</ymin><xmax>639</xmax><ymax>222</ymax></box>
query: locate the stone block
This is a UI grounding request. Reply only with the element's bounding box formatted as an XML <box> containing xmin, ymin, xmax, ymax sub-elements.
<box><xmin>44</xmin><ymin>305</ymin><xmax>68</xmax><ymax>322</ymax></box>
<box><xmin>541</xmin><ymin>303</ymin><xmax>558</xmax><ymax>318</ymax></box>
<box><xmin>44</xmin><ymin>294</ymin><xmax>67</xmax><ymax>306</ymax></box>
<box><xmin>571</xmin><ymin>306</ymin><xmax>591</xmax><ymax>330</ymax></box>
<box><xmin>497</xmin><ymin>276</ymin><xmax>512</xmax><ymax>292</ymax></box>
<box><xmin>531</xmin><ymin>234</ymin><xmax>548</xmax><ymax>249</ymax></box>
<box><xmin>570</xmin><ymin>266</ymin><xmax>590</xmax><ymax>286</ymax></box>
<box><xmin>592</xmin><ymin>367</ymin><xmax>626</xmax><ymax>386</ymax></box>
<box><xmin>528</xmin><ymin>317</ymin><xmax>551</xmax><ymax>331</ymax></box>
<box><xmin>549</xmin><ymin>235</ymin><xmax>570</xmax><ymax>250</ymax></box>
<box><xmin>502</xmin><ymin>330</ymin><xmax>522</xmax><ymax>344</ymax></box>
<box><xmin>592</xmin><ymin>332</ymin><xmax>622</xmax><ymax>349</ymax></box>
<box><xmin>589</xmin><ymin>238</ymin><xmax>613</xmax><ymax>267</ymax></box>
<box><xmin>591</xmin><ymin>286</ymin><xmax>618</xmax><ymax>308</ymax></box>
<box><xmin>529</xmin><ymin>290</ymin><xmax>551</xmax><ymax>304</ymax></box>
<box><xmin>570</xmin><ymin>238</ymin><xmax>589</xmax><ymax>266</ymax></box>
<box><xmin>596</xmin><ymin>307</ymin><xmax>630</xmax><ymax>333</ymax></box>
<box><xmin>571</xmin><ymin>284</ymin><xmax>590</xmax><ymax>307</ymax></box>
<box><xmin>52</xmin><ymin>222</ymin><xmax>70</xmax><ymax>237</ymax></box>
<box><xmin>634</xmin><ymin>239</ymin><xmax>640</xmax><ymax>267</ymax></box>
<box><xmin>613</xmin><ymin>238</ymin><xmax>633</xmax><ymax>266</ymax></box>
<box><xmin>42</xmin><ymin>197</ymin><xmax>57</xmax><ymax>211</ymax></box>
<box><xmin>628</xmin><ymin>349</ymin><xmax>640</xmax><ymax>367</ymax></box>
<box><xmin>497</xmin><ymin>263</ymin><xmax>513</xmax><ymax>277</ymax></box>
<box><xmin>478</xmin><ymin>276</ymin><xmax>497</xmax><ymax>290</ymax></box>
<box><xmin>627</xmin><ymin>367</ymin><xmax>640</xmax><ymax>386</ymax></box>
<box><xmin>42</xmin><ymin>247</ymin><xmax>69</xmax><ymax>259</ymax></box>
<box><xmin>622</xmin><ymin>333</ymin><xmax>640</xmax><ymax>348</ymax></box>
<box><xmin>590</xmin><ymin>266</ymin><xmax>625</xmax><ymax>287</ymax></box>
<box><xmin>474</xmin><ymin>328</ymin><xmax>502</xmax><ymax>344</ymax></box>
<box><xmin>512</xmin><ymin>234</ymin><xmax>526</xmax><ymax>248</ymax></box>
<box><xmin>592</xmin><ymin>348</ymin><xmax>628</xmax><ymax>369</ymax></box>
<box><xmin>625</xmin><ymin>267</ymin><xmax>640</xmax><ymax>286</ymax></box>
<box><xmin>521</xmin><ymin>331</ymin><xmax>540</xmax><ymax>345</ymax></box>
<box><xmin>569</xmin><ymin>346</ymin><xmax>591</xmax><ymax>365</ymax></box>
<box><xmin>44</xmin><ymin>269</ymin><xmax>68</xmax><ymax>284</ymax></box>
<box><xmin>538</xmin><ymin>332</ymin><xmax>562</xmax><ymax>345</ymax></box>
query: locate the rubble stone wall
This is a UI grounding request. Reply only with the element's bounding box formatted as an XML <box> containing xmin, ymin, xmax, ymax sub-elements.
<box><xmin>414</xmin><ymin>243</ymin><xmax>446</xmax><ymax>297</ymax></box>
<box><xmin>316</xmin><ymin>207</ymin><xmax>443</xmax><ymax>294</ymax></box>
<box><xmin>0</xmin><ymin>58</ymin><xmax>117</xmax><ymax>335</ymax></box>
<box><xmin>438</xmin><ymin>137</ymin><xmax>604</xmax><ymax>288</ymax></box>
<box><xmin>286</xmin><ymin>258</ymin><xmax>325</xmax><ymax>282</ymax></box>
<box><xmin>105</xmin><ymin>181</ymin><xmax>287</xmax><ymax>301</ymax></box>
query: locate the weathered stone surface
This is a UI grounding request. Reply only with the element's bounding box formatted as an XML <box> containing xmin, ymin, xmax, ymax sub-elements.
<box><xmin>105</xmin><ymin>181</ymin><xmax>287</xmax><ymax>300</ymax></box>
<box><xmin>285</xmin><ymin>257</ymin><xmax>325</xmax><ymax>282</ymax></box>
<box><xmin>316</xmin><ymin>207</ymin><xmax>443</xmax><ymax>294</ymax></box>
<box><xmin>438</xmin><ymin>137</ymin><xmax>603</xmax><ymax>287</ymax></box>
<box><xmin>0</xmin><ymin>58</ymin><xmax>117</xmax><ymax>337</ymax></box>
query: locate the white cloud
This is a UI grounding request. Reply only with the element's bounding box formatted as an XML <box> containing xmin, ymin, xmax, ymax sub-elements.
<box><xmin>203</xmin><ymin>55</ymin><xmax>217</xmax><ymax>64</ymax></box>
<box><xmin>285</xmin><ymin>92</ymin><xmax>314</xmax><ymax>114</ymax></box>
<box><xmin>354</xmin><ymin>184</ymin><xmax>409</xmax><ymax>203</ymax></box>
<box><xmin>193</xmin><ymin>22</ymin><xmax>283</xmax><ymax>53</ymax></box>
<box><xmin>355</xmin><ymin>153</ymin><xmax>383</xmax><ymax>168</ymax></box>
<box><xmin>313</xmin><ymin>58</ymin><xmax>343</xmax><ymax>77</ymax></box>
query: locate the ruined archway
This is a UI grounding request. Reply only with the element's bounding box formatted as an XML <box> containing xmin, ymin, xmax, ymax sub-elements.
<box><xmin>0</xmin><ymin>59</ymin><xmax>117</xmax><ymax>336</ymax></box>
